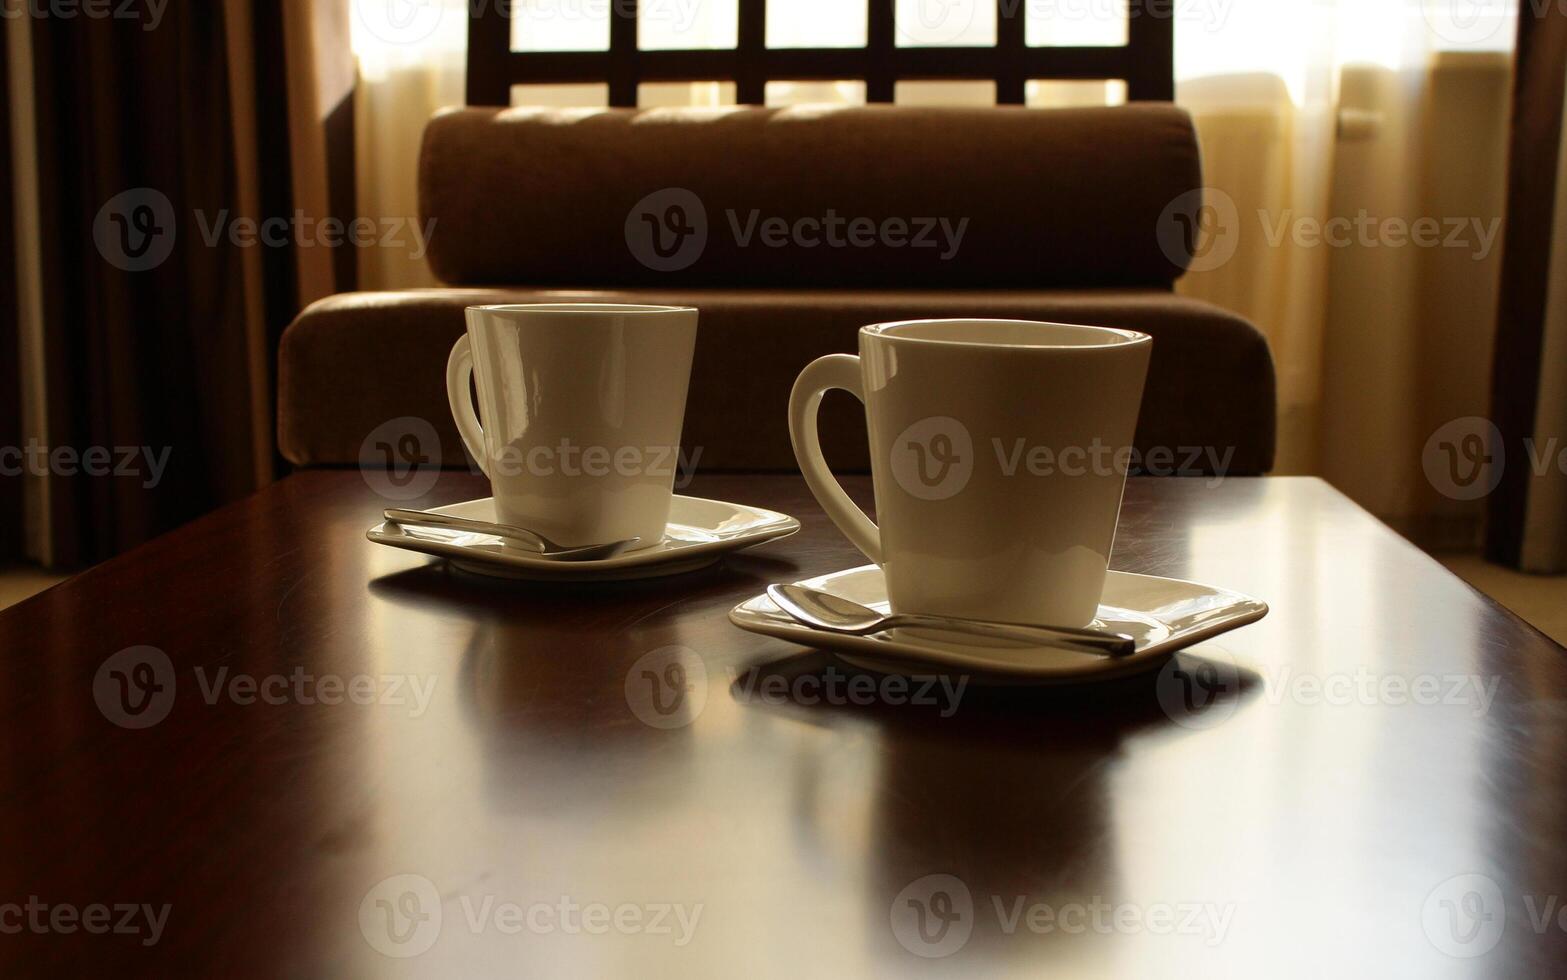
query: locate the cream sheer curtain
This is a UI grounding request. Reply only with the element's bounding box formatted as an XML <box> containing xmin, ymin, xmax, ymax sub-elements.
<box><xmin>351</xmin><ymin>0</ymin><xmax>466</xmax><ymax>291</ymax></box>
<box><xmin>348</xmin><ymin>0</ymin><xmax>1518</xmax><ymax>536</ymax></box>
<box><xmin>1173</xmin><ymin>0</ymin><xmax>1515</xmax><ymax>546</ymax></box>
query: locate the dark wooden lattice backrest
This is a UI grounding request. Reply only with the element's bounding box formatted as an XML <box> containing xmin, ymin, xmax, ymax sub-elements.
<box><xmin>466</xmin><ymin>0</ymin><xmax>1174</xmax><ymax>107</ymax></box>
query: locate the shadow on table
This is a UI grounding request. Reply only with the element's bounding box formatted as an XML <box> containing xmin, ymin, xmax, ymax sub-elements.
<box><xmin>727</xmin><ymin>645</ymin><xmax>1261</xmax><ymax>732</ymax></box>
<box><xmin>365</xmin><ymin>552</ymin><xmax>801</xmax><ymax>615</ymax></box>
<box><xmin>729</xmin><ymin>646</ymin><xmax>1262</xmax><ymax>967</ymax></box>
<box><xmin>363</xmin><ymin>552</ymin><xmax>805</xmax><ymax>819</ymax></box>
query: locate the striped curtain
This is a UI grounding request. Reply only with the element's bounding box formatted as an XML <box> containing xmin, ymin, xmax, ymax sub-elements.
<box><xmin>3</xmin><ymin>0</ymin><xmax>354</xmax><ymax>568</ymax></box>
<box><xmin>1489</xmin><ymin>6</ymin><xmax>1567</xmax><ymax>573</ymax></box>
<box><xmin>1</xmin><ymin>23</ymin><xmax>19</xmax><ymax>562</ymax></box>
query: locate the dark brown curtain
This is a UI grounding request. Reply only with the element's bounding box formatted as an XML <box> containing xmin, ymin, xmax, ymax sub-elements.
<box><xmin>1</xmin><ymin>27</ymin><xmax>20</xmax><ymax>562</ymax></box>
<box><xmin>1488</xmin><ymin>5</ymin><xmax>1567</xmax><ymax>573</ymax></box>
<box><xmin>23</xmin><ymin>1</ymin><xmax>299</xmax><ymax>564</ymax></box>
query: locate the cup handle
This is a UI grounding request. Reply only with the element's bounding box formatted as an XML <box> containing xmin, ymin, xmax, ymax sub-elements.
<box><xmin>446</xmin><ymin>334</ymin><xmax>490</xmax><ymax>478</ymax></box>
<box><xmin>789</xmin><ymin>354</ymin><xmax>881</xmax><ymax>564</ymax></box>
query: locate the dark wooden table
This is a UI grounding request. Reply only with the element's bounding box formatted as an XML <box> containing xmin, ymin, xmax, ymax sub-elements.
<box><xmin>2</xmin><ymin>472</ymin><xmax>1564</xmax><ymax>977</ymax></box>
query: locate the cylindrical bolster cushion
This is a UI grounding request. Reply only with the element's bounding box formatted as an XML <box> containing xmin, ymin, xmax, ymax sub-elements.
<box><xmin>419</xmin><ymin>103</ymin><xmax>1202</xmax><ymax>288</ymax></box>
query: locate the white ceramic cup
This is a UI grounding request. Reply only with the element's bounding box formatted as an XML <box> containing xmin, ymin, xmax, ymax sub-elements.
<box><xmin>448</xmin><ymin>304</ymin><xmax>698</xmax><ymax>549</ymax></box>
<box><xmin>789</xmin><ymin>319</ymin><xmax>1152</xmax><ymax>627</ymax></box>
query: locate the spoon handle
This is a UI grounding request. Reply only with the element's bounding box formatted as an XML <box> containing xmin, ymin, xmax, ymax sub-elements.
<box><xmin>885</xmin><ymin>613</ymin><xmax>1136</xmax><ymax>657</ymax></box>
<box><xmin>383</xmin><ymin>509</ymin><xmax>548</xmax><ymax>552</ymax></box>
<box><xmin>382</xmin><ymin>509</ymin><xmax>641</xmax><ymax>562</ymax></box>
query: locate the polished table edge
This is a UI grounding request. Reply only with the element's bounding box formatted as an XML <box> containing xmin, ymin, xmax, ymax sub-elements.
<box><xmin>1</xmin><ymin>470</ymin><xmax>1558</xmax><ymax>656</ymax></box>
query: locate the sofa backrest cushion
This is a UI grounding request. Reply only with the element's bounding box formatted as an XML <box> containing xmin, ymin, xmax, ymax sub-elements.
<box><xmin>419</xmin><ymin>103</ymin><xmax>1203</xmax><ymax>288</ymax></box>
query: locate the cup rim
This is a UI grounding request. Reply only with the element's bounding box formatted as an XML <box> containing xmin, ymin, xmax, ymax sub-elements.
<box><xmin>469</xmin><ymin>303</ymin><xmax>697</xmax><ymax>316</ymax></box>
<box><xmin>863</xmin><ymin>318</ymin><xmax>1151</xmax><ymax>351</ymax></box>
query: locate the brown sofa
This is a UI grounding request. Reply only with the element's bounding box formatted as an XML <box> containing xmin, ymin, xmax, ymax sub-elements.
<box><xmin>279</xmin><ymin>104</ymin><xmax>1275</xmax><ymax>474</ymax></box>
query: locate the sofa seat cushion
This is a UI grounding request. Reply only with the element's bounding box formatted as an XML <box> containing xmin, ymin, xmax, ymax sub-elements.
<box><xmin>278</xmin><ymin>287</ymin><xmax>1275</xmax><ymax>475</ymax></box>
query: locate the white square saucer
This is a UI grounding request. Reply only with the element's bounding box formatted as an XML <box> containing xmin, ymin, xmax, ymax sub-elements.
<box><xmin>730</xmin><ymin>565</ymin><xmax>1268</xmax><ymax>683</ymax></box>
<box><xmin>367</xmin><ymin>496</ymin><xmax>800</xmax><ymax>582</ymax></box>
